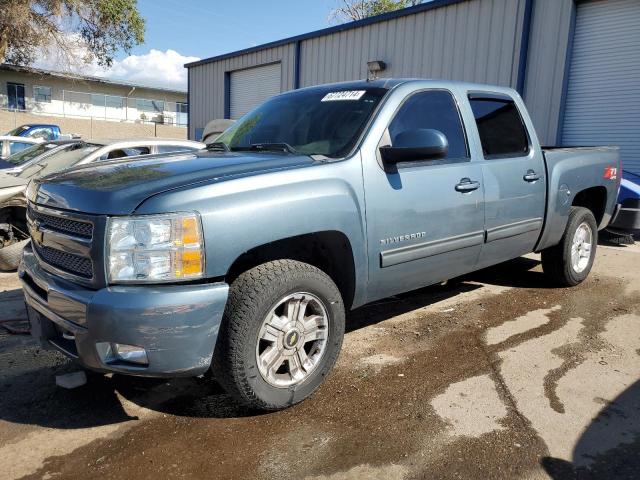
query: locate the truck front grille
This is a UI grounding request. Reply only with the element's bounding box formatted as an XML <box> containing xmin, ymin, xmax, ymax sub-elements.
<box><xmin>33</xmin><ymin>244</ymin><xmax>94</xmax><ymax>279</ymax></box>
<box><xmin>28</xmin><ymin>206</ymin><xmax>93</xmax><ymax>239</ymax></box>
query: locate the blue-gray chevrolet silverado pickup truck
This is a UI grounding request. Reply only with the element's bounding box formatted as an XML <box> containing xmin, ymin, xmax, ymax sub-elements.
<box><xmin>20</xmin><ymin>79</ymin><xmax>620</xmax><ymax>410</ymax></box>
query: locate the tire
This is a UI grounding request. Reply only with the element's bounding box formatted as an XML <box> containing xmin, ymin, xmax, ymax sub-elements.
<box><xmin>0</xmin><ymin>239</ymin><xmax>29</xmax><ymax>271</ymax></box>
<box><xmin>541</xmin><ymin>207</ymin><xmax>597</xmax><ymax>286</ymax></box>
<box><xmin>213</xmin><ymin>259</ymin><xmax>345</xmax><ymax>411</ymax></box>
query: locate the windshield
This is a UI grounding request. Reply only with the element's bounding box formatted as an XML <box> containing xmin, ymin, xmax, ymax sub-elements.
<box><xmin>6</xmin><ymin>125</ymin><xmax>30</xmax><ymax>136</ymax></box>
<box><xmin>17</xmin><ymin>143</ymin><xmax>100</xmax><ymax>179</ymax></box>
<box><xmin>216</xmin><ymin>86</ymin><xmax>388</xmax><ymax>158</ymax></box>
<box><xmin>5</xmin><ymin>142</ymin><xmax>59</xmax><ymax>166</ymax></box>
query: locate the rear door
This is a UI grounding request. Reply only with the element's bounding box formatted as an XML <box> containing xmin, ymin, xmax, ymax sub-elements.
<box><xmin>467</xmin><ymin>92</ymin><xmax>546</xmax><ymax>269</ymax></box>
<box><xmin>363</xmin><ymin>88</ymin><xmax>485</xmax><ymax>301</ymax></box>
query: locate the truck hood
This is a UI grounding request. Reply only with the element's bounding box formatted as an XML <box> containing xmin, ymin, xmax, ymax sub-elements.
<box><xmin>31</xmin><ymin>150</ymin><xmax>317</xmax><ymax>214</ymax></box>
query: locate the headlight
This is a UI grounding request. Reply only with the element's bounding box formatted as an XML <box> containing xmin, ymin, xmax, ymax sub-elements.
<box><xmin>106</xmin><ymin>212</ymin><xmax>205</xmax><ymax>283</ymax></box>
<box><xmin>26</xmin><ymin>180</ymin><xmax>38</xmax><ymax>202</ymax></box>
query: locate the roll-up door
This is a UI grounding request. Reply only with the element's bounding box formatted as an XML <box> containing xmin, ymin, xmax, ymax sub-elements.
<box><xmin>561</xmin><ymin>0</ymin><xmax>640</xmax><ymax>174</ymax></box>
<box><xmin>229</xmin><ymin>63</ymin><xmax>281</xmax><ymax>119</ymax></box>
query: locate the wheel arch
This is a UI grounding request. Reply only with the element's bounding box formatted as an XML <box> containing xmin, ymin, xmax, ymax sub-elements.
<box><xmin>571</xmin><ymin>186</ymin><xmax>608</xmax><ymax>229</ymax></box>
<box><xmin>226</xmin><ymin>231</ymin><xmax>358</xmax><ymax>310</ymax></box>
<box><xmin>0</xmin><ymin>204</ymin><xmax>28</xmax><ymax>239</ymax></box>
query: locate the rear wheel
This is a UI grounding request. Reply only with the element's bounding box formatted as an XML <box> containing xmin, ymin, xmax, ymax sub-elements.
<box><xmin>542</xmin><ymin>207</ymin><xmax>597</xmax><ymax>286</ymax></box>
<box><xmin>213</xmin><ymin>260</ymin><xmax>345</xmax><ymax>410</ymax></box>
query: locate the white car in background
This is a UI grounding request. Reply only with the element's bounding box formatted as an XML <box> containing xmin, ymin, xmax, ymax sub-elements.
<box><xmin>0</xmin><ymin>137</ymin><xmax>205</xmax><ymax>270</ymax></box>
<box><xmin>0</xmin><ymin>136</ymin><xmax>44</xmax><ymax>160</ymax></box>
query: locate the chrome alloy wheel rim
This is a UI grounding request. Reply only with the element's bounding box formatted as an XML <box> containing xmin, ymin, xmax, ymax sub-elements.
<box><xmin>256</xmin><ymin>292</ymin><xmax>329</xmax><ymax>388</ymax></box>
<box><xmin>571</xmin><ymin>222</ymin><xmax>593</xmax><ymax>274</ymax></box>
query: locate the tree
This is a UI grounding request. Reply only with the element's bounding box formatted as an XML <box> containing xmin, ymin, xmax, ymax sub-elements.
<box><xmin>0</xmin><ymin>0</ymin><xmax>145</xmax><ymax>68</ymax></box>
<box><xmin>330</xmin><ymin>0</ymin><xmax>424</xmax><ymax>22</ymax></box>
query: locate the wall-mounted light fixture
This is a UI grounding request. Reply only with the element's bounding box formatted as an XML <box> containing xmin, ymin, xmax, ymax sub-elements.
<box><xmin>367</xmin><ymin>60</ymin><xmax>387</xmax><ymax>80</ymax></box>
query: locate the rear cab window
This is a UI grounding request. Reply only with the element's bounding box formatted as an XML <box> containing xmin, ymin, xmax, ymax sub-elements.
<box><xmin>156</xmin><ymin>145</ymin><xmax>197</xmax><ymax>154</ymax></box>
<box><xmin>468</xmin><ymin>93</ymin><xmax>530</xmax><ymax>159</ymax></box>
<box><xmin>99</xmin><ymin>147</ymin><xmax>151</xmax><ymax>161</ymax></box>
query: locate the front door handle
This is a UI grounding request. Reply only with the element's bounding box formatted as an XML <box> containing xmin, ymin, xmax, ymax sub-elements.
<box><xmin>523</xmin><ymin>169</ymin><xmax>541</xmax><ymax>182</ymax></box>
<box><xmin>455</xmin><ymin>178</ymin><xmax>480</xmax><ymax>193</ymax></box>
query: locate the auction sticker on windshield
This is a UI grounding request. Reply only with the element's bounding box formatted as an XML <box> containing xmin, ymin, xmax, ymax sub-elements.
<box><xmin>321</xmin><ymin>90</ymin><xmax>366</xmax><ymax>102</ymax></box>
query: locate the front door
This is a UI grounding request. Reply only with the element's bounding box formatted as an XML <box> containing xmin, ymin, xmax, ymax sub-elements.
<box><xmin>466</xmin><ymin>93</ymin><xmax>546</xmax><ymax>269</ymax></box>
<box><xmin>363</xmin><ymin>89</ymin><xmax>485</xmax><ymax>302</ymax></box>
<box><xmin>7</xmin><ymin>83</ymin><xmax>25</xmax><ymax>110</ymax></box>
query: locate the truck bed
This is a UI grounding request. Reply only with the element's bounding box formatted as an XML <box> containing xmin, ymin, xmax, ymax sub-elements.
<box><xmin>535</xmin><ymin>145</ymin><xmax>620</xmax><ymax>251</ymax></box>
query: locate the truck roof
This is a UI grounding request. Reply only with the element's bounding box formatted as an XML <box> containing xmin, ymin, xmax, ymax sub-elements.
<box><xmin>290</xmin><ymin>78</ymin><xmax>520</xmax><ymax>97</ymax></box>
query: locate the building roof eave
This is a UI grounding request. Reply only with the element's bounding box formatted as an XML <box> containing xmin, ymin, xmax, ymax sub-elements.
<box><xmin>184</xmin><ymin>0</ymin><xmax>465</xmax><ymax>69</ymax></box>
<box><xmin>0</xmin><ymin>63</ymin><xmax>187</xmax><ymax>95</ymax></box>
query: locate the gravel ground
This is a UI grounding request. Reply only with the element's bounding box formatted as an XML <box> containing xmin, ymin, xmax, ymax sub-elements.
<box><xmin>1</xmin><ymin>242</ymin><xmax>639</xmax><ymax>480</ymax></box>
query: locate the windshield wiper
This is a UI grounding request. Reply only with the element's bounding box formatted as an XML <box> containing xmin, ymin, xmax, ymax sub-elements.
<box><xmin>247</xmin><ymin>143</ymin><xmax>300</xmax><ymax>154</ymax></box>
<box><xmin>206</xmin><ymin>142</ymin><xmax>230</xmax><ymax>152</ymax></box>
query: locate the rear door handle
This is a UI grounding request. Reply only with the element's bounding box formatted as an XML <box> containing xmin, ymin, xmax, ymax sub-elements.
<box><xmin>523</xmin><ymin>170</ymin><xmax>541</xmax><ymax>182</ymax></box>
<box><xmin>455</xmin><ymin>178</ymin><xmax>480</xmax><ymax>193</ymax></box>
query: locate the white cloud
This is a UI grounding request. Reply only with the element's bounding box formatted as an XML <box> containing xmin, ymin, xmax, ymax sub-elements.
<box><xmin>92</xmin><ymin>49</ymin><xmax>200</xmax><ymax>91</ymax></box>
<box><xmin>34</xmin><ymin>40</ymin><xmax>199</xmax><ymax>91</ymax></box>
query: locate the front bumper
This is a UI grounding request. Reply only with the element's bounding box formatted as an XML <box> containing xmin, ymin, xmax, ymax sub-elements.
<box><xmin>19</xmin><ymin>243</ymin><xmax>229</xmax><ymax>377</ymax></box>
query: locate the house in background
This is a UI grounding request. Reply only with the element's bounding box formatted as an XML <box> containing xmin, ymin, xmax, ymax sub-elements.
<box><xmin>0</xmin><ymin>63</ymin><xmax>188</xmax><ymax>127</ymax></box>
<box><xmin>186</xmin><ymin>0</ymin><xmax>639</xmax><ymax>175</ymax></box>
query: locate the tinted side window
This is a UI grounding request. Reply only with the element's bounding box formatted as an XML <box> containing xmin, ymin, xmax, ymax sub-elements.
<box><xmin>122</xmin><ymin>147</ymin><xmax>150</xmax><ymax>156</ymax></box>
<box><xmin>9</xmin><ymin>142</ymin><xmax>33</xmax><ymax>155</ymax></box>
<box><xmin>100</xmin><ymin>147</ymin><xmax>151</xmax><ymax>161</ymax></box>
<box><xmin>468</xmin><ymin>97</ymin><xmax>529</xmax><ymax>158</ymax></box>
<box><xmin>388</xmin><ymin>90</ymin><xmax>469</xmax><ymax>160</ymax></box>
<box><xmin>28</xmin><ymin>127</ymin><xmax>55</xmax><ymax>140</ymax></box>
<box><xmin>157</xmin><ymin>145</ymin><xmax>195</xmax><ymax>154</ymax></box>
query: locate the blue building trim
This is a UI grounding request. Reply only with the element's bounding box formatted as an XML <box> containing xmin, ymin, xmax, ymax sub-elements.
<box><xmin>186</xmin><ymin>68</ymin><xmax>191</xmax><ymax>139</ymax></box>
<box><xmin>185</xmin><ymin>0</ymin><xmax>465</xmax><ymax>69</ymax></box>
<box><xmin>294</xmin><ymin>40</ymin><xmax>302</xmax><ymax>89</ymax></box>
<box><xmin>224</xmin><ymin>72</ymin><xmax>231</xmax><ymax>119</ymax></box>
<box><xmin>516</xmin><ymin>0</ymin><xmax>534</xmax><ymax>95</ymax></box>
<box><xmin>556</xmin><ymin>0</ymin><xmax>578</xmax><ymax>145</ymax></box>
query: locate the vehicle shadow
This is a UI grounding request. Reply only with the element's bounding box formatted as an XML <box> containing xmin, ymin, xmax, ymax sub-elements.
<box><xmin>0</xmin><ymin>287</ymin><xmax>27</xmax><ymax>321</ymax></box>
<box><xmin>0</xmin><ymin>255</ymin><xmax>548</xmax><ymax>427</ymax></box>
<box><xmin>541</xmin><ymin>380</ymin><xmax>640</xmax><ymax>480</ymax></box>
<box><xmin>464</xmin><ymin>256</ymin><xmax>556</xmax><ymax>289</ymax></box>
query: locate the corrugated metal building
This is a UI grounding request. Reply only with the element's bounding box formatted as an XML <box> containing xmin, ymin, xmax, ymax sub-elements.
<box><xmin>186</xmin><ymin>0</ymin><xmax>640</xmax><ymax>174</ymax></box>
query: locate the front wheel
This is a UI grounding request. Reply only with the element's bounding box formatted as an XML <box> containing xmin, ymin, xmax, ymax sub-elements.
<box><xmin>213</xmin><ymin>260</ymin><xmax>345</xmax><ymax>411</ymax></box>
<box><xmin>541</xmin><ymin>206</ymin><xmax>597</xmax><ymax>286</ymax></box>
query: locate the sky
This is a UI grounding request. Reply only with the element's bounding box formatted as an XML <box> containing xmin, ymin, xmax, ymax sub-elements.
<box><xmin>37</xmin><ymin>0</ymin><xmax>340</xmax><ymax>91</ymax></box>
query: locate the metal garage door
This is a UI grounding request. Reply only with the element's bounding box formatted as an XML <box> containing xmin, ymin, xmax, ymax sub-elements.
<box><xmin>229</xmin><ymin>63</ymin><xmax>281</xmax><ymax>119</ymax></box>
<box><xmin>561</xmin><ymin>0</ymin><xmax>640</xmax><ymax>174</ymax></box>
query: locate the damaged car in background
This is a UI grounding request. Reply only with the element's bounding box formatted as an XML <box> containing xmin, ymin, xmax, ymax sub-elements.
<box><xmin>0</xmin><ymin>138</ymin><xmax>204</xmax><ymax>270</ymax></box>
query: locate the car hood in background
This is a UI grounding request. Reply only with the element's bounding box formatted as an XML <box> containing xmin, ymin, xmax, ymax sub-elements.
<box><xmin>0</xmin><ymin>173</ymin><xmax>28</xmax><ymax>190</ymax></box>
<box><xmin>32</xmin><ymin>151</ymin><xmax>318</xmax><ymax>214</ymax></box>
<box><xmin>0</xmin><ymin>174</ymin><xmax>28</xmax><ymax>205</ymax></box>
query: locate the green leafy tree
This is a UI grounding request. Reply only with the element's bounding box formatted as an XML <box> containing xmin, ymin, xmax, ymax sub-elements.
<box><xmin>331</xmin><ymin>0</ymin><xmax>423</xmax><ymax>22</ymax></box>
<box><xmin>0</xmin><ymin>0</ymin><xmax>145</xmax><ymax>67</ymax></box>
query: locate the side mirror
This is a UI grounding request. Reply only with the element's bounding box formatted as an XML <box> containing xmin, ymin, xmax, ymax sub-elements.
<box><xmin>379</xmin><ymin>129</ymin><xmax>449</xmax><ymax>163</ymax></box>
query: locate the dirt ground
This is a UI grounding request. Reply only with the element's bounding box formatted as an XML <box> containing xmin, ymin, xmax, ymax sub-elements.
<box><xmin>1</xmin><ymin>242</ymin><xmax>639</xmax><ymax>480</ymax></box>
